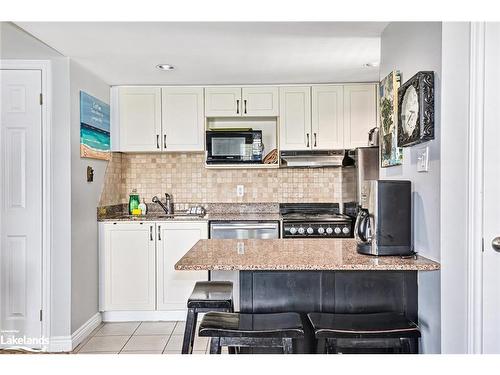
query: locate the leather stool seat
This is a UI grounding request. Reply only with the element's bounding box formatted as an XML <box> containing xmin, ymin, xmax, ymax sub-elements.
<box><xmin>199</xmin><ymin>312</ymin><xmax>304</xmax><ymax>354</ymax></box>
<box><xmin>187</xmin><ymin>281</ymin><xmax>233</xmax><ymax>309</ymax></box>
<box><xmin>307</xmin><ymin>312</ymin><xmax>421</xmax><ymax>354</ymax></box>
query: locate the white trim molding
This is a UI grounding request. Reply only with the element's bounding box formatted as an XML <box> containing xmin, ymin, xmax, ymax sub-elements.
<box><xmin>0</xmin><ymin>59</ymin><xmax>53</xmax><ymax>351</ymax></box>
<box><xmin>71</xmin><ymin>312</ymin><xmax>102</xmax><ymax>351</ymax></box>
<box><xmin>467</xmin><ymin>22</ymin><xmax>486</xmax><ymax>354</ymax></box>
<box><xmin>101</xmin><ymin>310</ymin><xmax>189</xmax><ymax>322</ymax></box>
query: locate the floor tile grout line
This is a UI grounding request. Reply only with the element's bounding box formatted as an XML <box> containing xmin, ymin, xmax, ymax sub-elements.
<box><xmin>118</xmin><ymin>322</ymin><xmax>142</xmax><ymax>354</ymax></box>
<box><xmin>162</xmin><ymin>321</ymin><xmax>180</xmax><ymax>353</ymax></box>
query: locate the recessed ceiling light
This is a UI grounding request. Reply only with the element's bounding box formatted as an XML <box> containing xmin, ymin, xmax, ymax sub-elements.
<box><xmin>363</xmin><ymin>62</ymin><xmax>379</xmax><ymax>68</ymax></box>
<box><xmin>156</xmin><ymin>64</ymin><xmax>175</xmax><ymax>71</ymax></box>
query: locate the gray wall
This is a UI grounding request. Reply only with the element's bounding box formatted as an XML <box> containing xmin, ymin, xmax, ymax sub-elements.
<box><xmin>440</xmin><ymin>22</ymin><xmax>471</xmax><ymax>354</ymax></box>
<box><xmin>379</xmin><ymin>22</ymin><xmax>442</xmax><ymax>353</ymax></box>
<box><xmin>1</xmin><ymin>22</ymin><xmax>73</xmax><ymax>339</ymax></box>
<box><xmin>69</xmin><ymin>61</ymin><xmax>109</xmax><ymax>333</ymax></box>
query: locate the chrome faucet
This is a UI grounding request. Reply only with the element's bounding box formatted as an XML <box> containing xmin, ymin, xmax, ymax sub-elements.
<box><xmin>152</xmin><ymin>193</ymin><xmax>174</xmax><ymax>215</ymax></box>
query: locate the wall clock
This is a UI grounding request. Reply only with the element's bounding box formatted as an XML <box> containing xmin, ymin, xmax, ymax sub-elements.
<box><xmin>397</xmin><ymin>71</ymin><xmax>434</xmax><ymax>147</ymax></box>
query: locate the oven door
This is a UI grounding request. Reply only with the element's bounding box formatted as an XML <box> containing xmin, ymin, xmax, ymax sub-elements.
<box><xmin>206</xmin><ymin>131</ymin><xmax>259</xmax><ymax>163</ymax></box>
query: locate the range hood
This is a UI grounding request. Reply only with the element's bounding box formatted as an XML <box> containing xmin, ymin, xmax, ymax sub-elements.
<box><xmin>280</xmin><ymin>150</ymin><xmax>354</xmax><ymax>168</ymax></box>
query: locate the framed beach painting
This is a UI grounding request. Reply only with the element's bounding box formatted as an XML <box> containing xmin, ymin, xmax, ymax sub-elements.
<box><xmin>379</xmin><ymin>70</ymin><xmax>402</xmax><ymax>167</ymax></box>
<box><xmin>80</xmin><ymin>91</ymin><xmax>111</xmax><ymax>161</ymax></box>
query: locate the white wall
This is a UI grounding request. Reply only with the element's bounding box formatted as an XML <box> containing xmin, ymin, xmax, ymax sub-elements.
<box><xmin>440</xmin><ymin>22</ymin><xmax>471</xmax><ymax>354</ymax></box>
<box><xmin>379</xmin><ymin>22</ymin><xmax>442</xmax><ymax>353</ymax></box>
<box><xmin>0</xmin><ymin>22</ymin><xmax>73</xmax><ymax>340</ymax></box>
<box><xmin>69</xmin><ymin>61</ymin><xmax>109</xmax><ymax>333</ymax></box>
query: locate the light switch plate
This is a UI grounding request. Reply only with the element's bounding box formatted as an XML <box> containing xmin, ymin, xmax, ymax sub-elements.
<box><xmin>417</xmin><ymin>146</ymin><xmax>429</xmax><ymax>172</ymax></box>
<box><xmin>236</xmin><ymin>185</ymin><xmax>245</xmax><ymax>197</ymax></box>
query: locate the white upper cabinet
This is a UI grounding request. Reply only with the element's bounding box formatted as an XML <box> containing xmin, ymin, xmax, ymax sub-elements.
<box><xmin>161</xmin><ymin>87</ymin><xmax>204</xmax><ymax>151</ymax></box>
<box><xmin>241</xmin><ymin>87</ymin><xmax>279</xmax><ymax>117</ymax></box>
<box><xmin>204</xmin><ymin>87</ymin><xmax>242</xmax><ymax>117</ymax></box>
<box><xmin>100</xmin><ymin>222</ymin><xmax>156</xmax><ymax>311</ymax></box>
<box><xmin>117</xmin><ymin>87</ymin><xmax>162</xmax><ymax>152</ymax></box>
<box><xmin>279</xmin><ymin>86</ymin><xmax>312</xmax><ymax>151</ymax></box>
<box><xmin>312</xmin><ymin>85</ymin><xmax>344</xmax><ymax>150</ymax></box>
<box><xmin>343</xmin><ymin>84</ymin><xmax>378</xmax><ymax>149</ymax></box>
<box><xmin>156</xmin><ymin>221</ymin><xmax>208</xmax><ymax>311</ymax></box>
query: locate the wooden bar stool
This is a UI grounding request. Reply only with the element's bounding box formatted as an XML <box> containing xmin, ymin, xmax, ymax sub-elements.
<box><xmin>181</xmin><ymin>281</ymin><xmax>233</xmax><ymax>354</ymax></box>
<box><xmin>199</xmin><ymin>311</ymin><xmax>304</xmax><ymax>354</ymax></box>
<box><xmin>307</xmin><ymin>312</ymin><xmax>421</xmax><ymax>354</ymax></box>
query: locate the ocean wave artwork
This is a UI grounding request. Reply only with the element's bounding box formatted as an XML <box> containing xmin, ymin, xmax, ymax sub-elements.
<box><xmin>80</xmin><ymin>91</ymin><xmax>111</xmax><ymax>161</ymax></box>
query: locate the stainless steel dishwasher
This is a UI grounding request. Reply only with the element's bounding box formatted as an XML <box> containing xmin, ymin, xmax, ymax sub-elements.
<box><xmin>209</xmin><ymin>221</ymin><xmax>280</xmax><ymax>311</ymax></box>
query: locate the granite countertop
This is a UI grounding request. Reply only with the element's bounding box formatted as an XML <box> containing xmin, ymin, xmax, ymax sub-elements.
<box><xmin>97</xmin><ymin>212</ymin><xmax>281</xmax><ymax>222</ymax></box>
<box><xmin>174</xmin><ymin>238</ymin><xmax>441</xmax><ymax>271</ymax></box>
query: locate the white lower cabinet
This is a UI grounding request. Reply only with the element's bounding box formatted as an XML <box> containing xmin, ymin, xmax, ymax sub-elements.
<box><xmin>156</xmin><ymin>222</ymin><xmax>208</xmax><ymax>310</ymax></box>
<box><xmin>99</xmin><ymin>222</ymin><xmax>156</xmax><ymax>311</ymax></box>
<box><xmin>99</xmin><ymin>221</ymin><xmax>208</xmax><ymax>314</ymax></box>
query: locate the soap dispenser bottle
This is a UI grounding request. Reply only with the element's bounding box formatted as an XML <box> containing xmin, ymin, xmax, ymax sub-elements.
<box><xmin>138</xmin><ymin>198</ymin><xmax>148</xmax><ymax>216</ymax></box>
<box><xmin>129</xmin><ymin>189</ymin><xmax>140</xmax><ymax>215</ymax></box>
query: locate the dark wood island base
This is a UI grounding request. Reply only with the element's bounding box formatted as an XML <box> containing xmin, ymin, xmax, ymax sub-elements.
<box><xmin>239</xmin><ymin>270</ymin><xmax>417</xmax><ymax>353</ymax></box>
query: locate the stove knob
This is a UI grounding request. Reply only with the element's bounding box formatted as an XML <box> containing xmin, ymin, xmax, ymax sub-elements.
<box><xmin>342</xmin><ymin>226</ymin><xmax>350</xmax><ymax>234</ymax></box>
<box><xmin>317</xmin><ymin>227</ymin><xmax>325</xmax><ymax>234</ymax></box>
<box><xmin>298</xmin><ymin>227</ymin><xmax>305</xmax><ymax>235</ymax></box>
<box><xmin>326</xmin><ymin>227</ymin><xmax>333</xmax><ymax>234</ymax></box>
<box><xmin>307</xmin><ymin>227</ymin><xmax>314</xmax><ymax>234</ymax></box>
<box><xmin>334</xmin><ymin>227</ymin><xmax>342</xmax><ymax>234</ymax></box>
<box><xmin>289</xmin><ymin>227</ymin><xmax>297</xmax><ymax>235</ymax></box>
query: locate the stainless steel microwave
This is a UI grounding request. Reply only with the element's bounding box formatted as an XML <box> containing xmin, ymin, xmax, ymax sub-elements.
<box><xmin>206</xmin><ymin>130</ymin><xmax>263</xmax><ymax>164</ymax></box>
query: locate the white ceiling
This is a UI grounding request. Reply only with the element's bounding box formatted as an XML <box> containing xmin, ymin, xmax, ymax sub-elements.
<box><xmin>16</xmin><ymin>22</ymin><xmax>387</xmax><ymax>85</ymax></box>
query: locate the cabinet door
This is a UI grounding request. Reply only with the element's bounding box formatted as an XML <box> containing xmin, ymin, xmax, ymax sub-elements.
<box><xmin>279</xmin><ymin>86</ymin><xmax>312</xmax><ymax>150</ymax></box>
<box><xmin>343</xmin><ymin>84</ymin><xmax>378</xmax><ymax>149</ymax></box>
<box><xmin>162</xmin><ymin>87</ymin><xmax>204</xmax><ymax>151</ymax></box>
<box><xmin>241</xmin><ymin>86</ymin><xmax>279</xmax><ymax>116</ymax></box>
<box><xmin>101</xmin><ymin>222</ymin><xmax>156</xmax><ymax>311</ymax></box>
<box><xmin>157</xmin><ymin>222</ymin><xmax>208</xmax><ymax>311</ymax></box>
<box><xmin>118</xmin><ymin>87</ymin><xmax>162</xmax><ymax>152</ymax></box>
<box><xmin>312</xmin><ymin>85</ymin><xmax>344</xmax><ymax>150</ymax></box>
<box><xmin>204</xmin><ymin>87</ymin><xmax>242</xmax><ymax>117</ymax></box>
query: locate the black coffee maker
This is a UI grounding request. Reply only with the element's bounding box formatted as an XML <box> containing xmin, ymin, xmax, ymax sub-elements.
<box><xmin>354</xmin><ymin>180</ymin><xmax>413</xmax><ymax>256</ymax></box>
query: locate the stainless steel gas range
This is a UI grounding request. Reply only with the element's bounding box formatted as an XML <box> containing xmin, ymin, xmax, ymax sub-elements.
<box><xmin>280</xmin><ymin>203</ymin><xmax>354</xmax><ymax>239</ymax></box>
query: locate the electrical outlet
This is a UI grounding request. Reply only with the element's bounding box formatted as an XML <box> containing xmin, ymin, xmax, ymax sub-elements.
<box><xmin>417</xmin><ymin>146</ymin><xmax>429</xmax><ymax>172</ymax></box>
<box><xmin>237</xmin><ymin>242</ymin><xmax>245</xmax><ymax>254</ymax></box>
<box><xmin>236</xmin><ymin>185</ymin><xmax>245</xmax><ymax>197</ymax></box>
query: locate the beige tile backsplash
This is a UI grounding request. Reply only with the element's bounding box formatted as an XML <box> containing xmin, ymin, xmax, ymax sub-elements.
<box><xmin>99</xmin><ymin>152</ymin><xmax>356</xmax><ymax>206</ymax></box>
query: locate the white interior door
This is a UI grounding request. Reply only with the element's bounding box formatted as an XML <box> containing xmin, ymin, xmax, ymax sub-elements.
<box><xmin>482</xmin><ymin>22</ymin><xmax>500</xmax><ymax>354</ymax></box>
<box><xmin>0</xmin><ymin>69</ymin><xmax>43</xmax><ymax>348</ymax></box>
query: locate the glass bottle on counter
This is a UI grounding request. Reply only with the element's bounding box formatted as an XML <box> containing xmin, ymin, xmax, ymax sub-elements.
<box><xmin>129</xmin><ymin>189</ymin><xmax>140</xmax><ymax>215</ymax></box>
<box><xmin>138</xmin><ymin>198</ymin><xmax>148</xmax><ymax>216</ymax></box>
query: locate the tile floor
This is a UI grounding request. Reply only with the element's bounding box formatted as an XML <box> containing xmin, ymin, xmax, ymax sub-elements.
<box><xmin>74</xmin><ymin>321</ymin><xmax>226</xmax><ymax>354</ymax></box>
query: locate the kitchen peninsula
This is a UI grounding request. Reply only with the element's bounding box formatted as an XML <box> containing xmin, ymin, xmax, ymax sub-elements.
<box><xmin>175</xmin><ymin>238</ymin><xmax>439</xmax><ymax>352</ymax></box>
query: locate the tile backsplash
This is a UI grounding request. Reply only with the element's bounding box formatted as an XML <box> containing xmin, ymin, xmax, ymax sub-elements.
<box><xmin>99</xmin><ymin>152</ymin><xmax>356</xmax><ymax>206</ymax></box>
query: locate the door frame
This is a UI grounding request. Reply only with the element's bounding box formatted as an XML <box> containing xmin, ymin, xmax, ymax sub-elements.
<box><xmin>465</xmin><ymin>22</ymin><xmax>485</xmax><ymax>354</ymax></box>
<box><xmin>0</xmin><ymin>60</ymin><xmax>52</xmax><ymax>348</ymax></box>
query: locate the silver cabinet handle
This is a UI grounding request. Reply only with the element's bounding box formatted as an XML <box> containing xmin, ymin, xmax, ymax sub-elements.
<box><xmin>314</xmin><ymin>133</ymin><xmax>317</xmax><ymax>147</ymax></box>
<box><xmin>306</xmin><ymin>133</ymin><xmax>310</xmax><ymax>147</ymax></box>
<box><xmin>244</xmin><ymin>99</ymin><xmax>247</xmax><ymax>114</ymax></box>
<box><xmin>150</xmin><ymin>225</ymin><xmax>153</xmax><ymax>241</ymax></box>
<box><xmin>156</xmin><ymin>135</ymin><xmax>160</xmax><ymax>149</ymax></box>
<box><xmin>492</xmin><ymin>237</ymin><xmax>500</xmax><ymax>252</ymax></box>
<box><xmin>158</xmin><ymin>225</ymin><xmax>161</xmax><ymax>240</ymax></box>
<box><xmin>163</xmin><ymin>134</ymin><xmax>167</xmax><ymax>149</ymax></box>
<box><xmin>236</xmin><ymin>99</ymin><xmax>240</xmax><ymax>114</ymax></box>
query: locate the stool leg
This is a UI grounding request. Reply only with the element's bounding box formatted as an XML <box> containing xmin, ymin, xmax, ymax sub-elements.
<box><xmin>181</xmin><ymin>308</ymin><xmax>197</xmax><ymax>354</ymax></box>
<box><xmin>282</xmin><ymin>338</ymin><xmax>293</xmax><ymax>354</ymax></box>
<box><xmin>316</xmin><ymin>338</ymin><xmax>326</xmax><ymax>354</ymax></box>
<box><xmin>209</xmin><ymin>337</ymin><xmax>222</xmax><ymax>354</ymax></box>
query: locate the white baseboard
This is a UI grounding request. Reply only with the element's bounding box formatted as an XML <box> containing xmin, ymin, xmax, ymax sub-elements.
<box><xmin>101</xmin><ymin>310</ymin><xmax>188</xmax><ymax>322</ymax></box>
<box><xmin>71</xmin><ymin>312</ymin><xmax>102</xmax><ymax>350</ymax></box>
<box><xmin>48</xmin><ymin>336</ymin><xmax>72</xmax><ymax>352</ymax></box>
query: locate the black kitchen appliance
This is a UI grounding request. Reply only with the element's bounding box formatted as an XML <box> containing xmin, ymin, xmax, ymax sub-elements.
<box><xmin>280</xmin><ymin>203</ymin><xmax>353</xmax><ymax>238</ymax></box>
<box><xmin>206</xmin><ymin>129</ymin><xmax>263</xmax><ymax>164</ymax></box>
<box><xmin>354</xmin><ymin>180</ymin><xmax>412</xmax><ymax>256</ymax></box>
